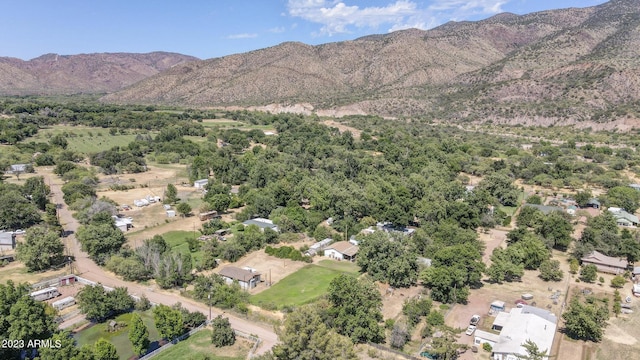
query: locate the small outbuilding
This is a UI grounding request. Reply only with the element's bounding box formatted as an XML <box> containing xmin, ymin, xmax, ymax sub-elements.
<box><xmin>194</xmin><ymin>179</ymin><xmax>209</xmax><ymax>189</ymax></box>
<box><xmin>166</xmin><ymin>210</ymin><xmax>176</xmax><ymax>217</ymax></box>
<box><xmin>0</xmin><ymin>231</ymin><xmax>16</xmax><ymax>251</ymax></box>
<box><xmin>490</xmin><ymin>300</ymin><xmax>506</xmax><ymax>314</ymax></box>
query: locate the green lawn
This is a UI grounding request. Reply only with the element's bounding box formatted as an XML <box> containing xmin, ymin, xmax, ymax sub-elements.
<box><xmin>162</xmin><ymin>230</ymin><xmax>203</xmax><ymax>262</ymax></box>
<box><xmin>251</xmin><ymin>260</ymin><xmax>360</xmax><ymax>309</ymax></box>
<box><xmin>26</xmin><ymin>125</ymin><xmax>140</xmax><ymax>153</ymax></box>
<box><xmin>74</xmin><ymin>310</ymin><xmax>160</xmax><ymax>360</ymax></box>
<box><xmin>152</xmin><ymin>329</ymin><xmax>249</xmax><ymax>360</ymax></box>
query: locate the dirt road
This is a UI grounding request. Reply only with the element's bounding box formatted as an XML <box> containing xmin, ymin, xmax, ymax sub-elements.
<box><xmin>44</xmin><ymin>173</ymin><xmax>278</xmax><ymax>354</ymax></box>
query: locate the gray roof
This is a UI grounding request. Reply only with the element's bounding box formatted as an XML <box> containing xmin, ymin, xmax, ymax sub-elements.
<box><xmin>218</xmin><ymin>266</ymin><xmax>260</xmax><ymax>282</ymax></box>
<box><xmin>242</xmin><ymin>218</ymin><xmax>278</xmax><ymax>230</ymax></box>
<box><xmin>0</xmin><ymin>232</ymin><xmax>15</xmax><ymax>245</ymax></box>
<box><xmin>581</xmin><ymin>250</ymin><xmax>628</xmax><ymax>269</ymax></box>
<box><xmin>608</xmin><ymin>208</ymin><xmax>639</xmax><ymax>224</ymax></box>
<box><xmin>326</xmin><ymin>241</ymin><xmax>359</xmax><ymax>257</ymax></box>
<box><xmin>587</xmin><ymin>198</ymin><xmax>601</xmax><ymax>205</ymax></box>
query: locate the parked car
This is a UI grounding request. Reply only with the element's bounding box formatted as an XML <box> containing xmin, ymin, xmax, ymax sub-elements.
<box><xmin>465</xmin><ymin>325</ymin><xmax>477</xmax><ymax>336</ymax></box>
<box><xmin>470</xmin><ymin>314</ymin><xmax>481</xmax><ymax>326</ymax></box>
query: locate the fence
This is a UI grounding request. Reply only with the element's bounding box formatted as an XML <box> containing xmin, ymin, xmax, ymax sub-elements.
<box><xmin>54</xmin><ymin>309</ymin><xmax>82</xmax><ymax>324</ymax></box>
<box><xmin>138</xmin><ymin>321</ymin><xmax>209</xmax><ymax>360</ymax></box>
<box><xmin>31</xmin><ymin>274</ymin><xmax>72</xmax><ymax>290</ymax></box>
<box><xmin>234</xmin><ymin>328</ymin><xmax>262</xmax><ymax>359</ymax></box>
<box><xmin>138</xmin><ymin>321</ymin><xmax>262</xmax><ymax>360</ymax></box>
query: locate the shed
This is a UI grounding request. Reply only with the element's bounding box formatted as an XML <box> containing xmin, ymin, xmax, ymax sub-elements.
<box><xmin>634</xmin><ymin>284</ymin><xmax>640</xmax><ymax>297</ymax></box>
<box><xmin>166</xmin><ymin>210</ymin><xmax>176</xmax><ymax>217</ymax></box>
<box><xmin>194</xmin><ymin>179</ymin><xmax>209</xmax><ymax>189</ymax></box>
<box><xmin>586</xmin><ymin>198</ymin><xmax>601</xmax><ymax>209</ymax></box>
<box><xmin>490</xmin><ymin>300</ymin><xmax>506</xmax><ymax>313</ymax></box>
<box><xmin>0</xmin><ymin>231</ymin><xmax>16</xmax><ymax>251</ymax></box>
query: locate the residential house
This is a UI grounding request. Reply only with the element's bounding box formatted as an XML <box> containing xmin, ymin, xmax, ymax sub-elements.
<box><xmin>475</xmin><ymin>305</ymin><xmax>557</xmax><ymax>360</ymax></box>
<box><xmin>194</xmin><ymin>179</ymin><xmax>209</xmax><ymax>189</ymax></box>
<box><xmin>324</xmin><ymin>241</ymin><xmax>359</xmax><ymax>261</ymax></box>
<box><xmin>218</xmin><ymin>266</ymin><xmax>261</xmax><ymax>290</ymax></box>
<box><xmin>0</xmin><ymin>231</ymin><xmax>16</xmax><ymax>251</ymax></box>
<box><xmin>608</xmin><ymin>207</ymin><xmax>639</xmax><ymax>227</ymax></box>
<box><xmin>242</xmin><ymin>218</ymin><xmax>279</xmax><ymax>232</ymax></box>
<box><xmin>581</xmin><ymin>250</ymin><xmax>628</xmax><ymax>275</ymax></box>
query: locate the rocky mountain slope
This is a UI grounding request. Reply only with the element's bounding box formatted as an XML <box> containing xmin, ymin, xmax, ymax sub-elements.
<box><xmin>0</xmin><ymin>52</ymin><xmax>199</xmax><ymax>94</ymax></box>
<box><xmin>4</xmin><ymin>0</ymin><xmax>640</xmax><ymax>127</ymax></box>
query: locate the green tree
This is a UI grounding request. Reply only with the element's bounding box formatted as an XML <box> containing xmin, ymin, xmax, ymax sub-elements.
<box><xmin>76</xmin><ymin>223</ymin><xmax>126</xmax><ymax>264</ymax></box>
<box><xmin>515</xmin><ymin>339</ymin><xmax>550</xmax><ymax>360</ymax></box>
<box><xmin>611</xmin><ymin>275</ymin><xmax>626</xmax><ymax>288</ymax></box>
<box><xmin>562</xmin><ymin>298</ymin><xmax>609</xmax><ymax>342</ymax></box>
<box><xmin>536</xmin><ymin>211</ymin><xmax>573</xmax><ymax>250</ymax></box>
<box><xmin>327</xmin><ymin>275</ymin><xmax>384</xmax><ymax>343</ymax></box>
<box><xmin>208</xmin><ymin>194</ymin><xmax>231</xmax><ymax>213</ymax></box>
<box><xmin>420</xmin><ymin>266</ymin><xmax>470</xmax><ymax>304</ymax></box>
<box><xmin>164</xmin><ymin>183</ymin><xmax>178</xmax><ymax>204</ymax></box>
<box><xmin>273</xmin><ymin>302</ymin><xmax>356</xmax><ymax>360</ymax></box>
<box><xmin>128</xmin><ymin>313</ymin><xmax>150</xmax><ymax>356</ymax></box>
<box><xmin>575</xmin><ymin>191</ymin><xmax>593</xmax><ymax>208</ymax></box>
<box><xmin>16</xmin><ymin>226</ymin><xmax>64</xmax><ymax>272</ymax></box>
<box><xmin>176</xmin><ymin>202</ymin><xmax>192</xmax><ymax>217</ymax></box>
<box><xmin>153</xmin><ymin>304</ymin><xmax>184</xmax><ymax>340</ymax></box>
<box><xmin>7</xmin><ymin>295</ymin><xmax>57</xmax><ymax>344</ymax></box>
<box><xmin>580</xmin><ymin>264</ymin><xmax>598</xmax><ymax>283</ymax></box>
<box><xmin>36</xmin><ymin>330</ymin><xmax>81</xmax><ymax>360</ymax></box>
<box><xmin>605</xmin><ymin>186</ymin><xmax>640</xmax><ymax>213</ymax></box>
<box><xmin>93</xmin><ymin>339</ymin><xmax>118</xmax><ymax>360</ymax></box>
<box><xmin>538</xmin><ymin>260</ymin><xmax>563</xmax><ymax>281</ymax></box>
<box><xmin>0</xmin><ymin>187</ymin><xmax>41</xmax><ymax>230</ymax></box>
<box><xmin>569</xmin><ymin>259</ymin><xmax>579</xmax><ymax>274</ymax></box>
<box><xmin>76</xmin><ymin>285</ymin><xmax>110</xmax><ymax>321</ymax></box>
<box><xmin>357</xmin><ymin>232</ymin><xmax>418</xmax><ymax>288</ymax></box>
<box><xmin>211</xmin><ymin>315</ymin><xmax>235</xmax><ymax>347</ymax></box>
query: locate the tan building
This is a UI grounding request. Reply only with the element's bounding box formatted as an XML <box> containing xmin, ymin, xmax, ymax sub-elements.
<box><xmin>581</xmin><ymin>250</ymin><xmax>628</xmax><ymax>275</ymax></box>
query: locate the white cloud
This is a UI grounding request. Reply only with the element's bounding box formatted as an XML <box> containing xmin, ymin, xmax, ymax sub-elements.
<box><xmin>287</xmin><ymin>0</ymin><xmax>510</xmax><ymax>35</ymax></box>
<box><xmin>227</xmin><ymin>33</ymin><xmax>258</xmax><ymax>39</ymax></box>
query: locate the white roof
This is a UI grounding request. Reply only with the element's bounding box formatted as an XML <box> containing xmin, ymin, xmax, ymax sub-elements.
<box><xmin>475</xmin><ymin>329</ymin><xmax>500</xmax><ymax>343</ymax></box>
<box><xmin>52</xmin><ymin>296</ymin><xmax>75</xmax><ymax>306</ymax></box>
<box><xmin>492</xmin><ymin>307</ymin><xmax>557</xmax><ymax>357</ymax></box>
<box><xmin>30</xmin><ymin>287</ymin><xmax>58</xmax><ymax>296</ymax></box>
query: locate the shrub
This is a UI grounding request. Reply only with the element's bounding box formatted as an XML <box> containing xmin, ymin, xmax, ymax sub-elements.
<box><xmin>482</xmin><ymin>343</ymin><xmax>492</xmax><ymax>352</ymax></box>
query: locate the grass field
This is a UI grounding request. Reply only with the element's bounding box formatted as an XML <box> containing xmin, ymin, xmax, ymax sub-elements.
<box><xmin>26</xmin><ymin>125</ymin><xmax>141</xmax><ymax>153</ymax></box>
<box><xmin>74</xmin><ymin>310</ymin><xmax>160</xmax><ymax>360</ymax></box>
<box><xmin>250</xmin><ymin>260</ymin><xmax>360</xmax><ymax>309</ymax></box>
<box><xmin>152</xmin><ymin>329</ymin><xmax>250</xmax><ymax>360</ymax></box>
<box><xmin>162</xmin><ymin>230</ymin><xmax>203</xmax><ymax>262</ymax></box>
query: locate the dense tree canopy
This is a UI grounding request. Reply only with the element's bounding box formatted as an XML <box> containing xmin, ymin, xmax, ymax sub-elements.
<box><xmin>16</xmin><ymin>226</ymin><xmax>64</xmax><ymax>272</ymax></box>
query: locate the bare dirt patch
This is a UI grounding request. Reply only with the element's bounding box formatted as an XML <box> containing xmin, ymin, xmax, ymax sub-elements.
<box><xmin>378</xmin><ymin>284</ymin><xmax>424</xmax><ymax>321</ymax></box>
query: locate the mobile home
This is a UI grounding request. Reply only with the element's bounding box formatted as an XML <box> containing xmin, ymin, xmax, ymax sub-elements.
<box><xmin>30</xmin><ymin>287</ymin><xmax>60</xmax><ymax>301</ymax></box>
<box><xmin>52</xmin><ymin>296</ymin><xmax>76</xmax><ymax>310</ymax></box>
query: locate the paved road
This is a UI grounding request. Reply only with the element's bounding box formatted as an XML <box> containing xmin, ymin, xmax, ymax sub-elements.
<box><xmin>45</xmin><ymin>173</ymin><xmax>278</xmax><ymax>354</ymax></box>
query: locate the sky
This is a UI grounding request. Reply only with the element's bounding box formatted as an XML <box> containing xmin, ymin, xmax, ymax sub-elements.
<box><xmin>1</xmin><ymin>0</ymin><xmax>609</xmax><ymax>61</ymax></box>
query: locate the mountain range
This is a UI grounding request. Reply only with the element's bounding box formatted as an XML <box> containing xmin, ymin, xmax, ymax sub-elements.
<box><xmin>2</xmin><ymin>0</ymin><xmax>640</xmax><ymax>128</ymax></box>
